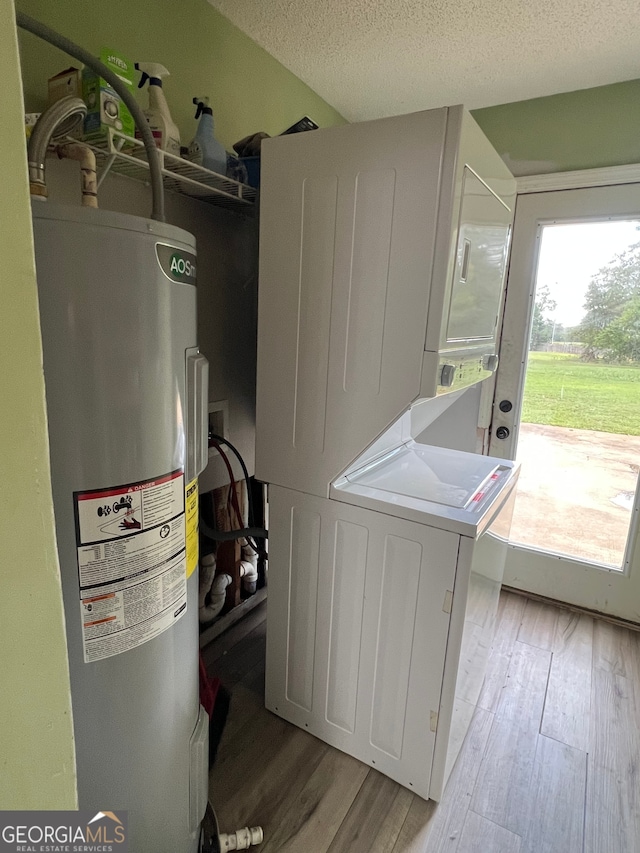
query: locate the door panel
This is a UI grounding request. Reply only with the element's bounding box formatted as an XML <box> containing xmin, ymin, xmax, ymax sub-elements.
<box><xmin>490</xmin><ymin>184</ymin><xmax>640</xmax><ymax>622</ymax></box>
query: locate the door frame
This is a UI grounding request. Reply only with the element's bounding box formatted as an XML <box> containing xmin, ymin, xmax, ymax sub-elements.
<box><xmin>488</xmin><ymin>180</ymin><xmax>640</xmax><ymax>623</ymax></box>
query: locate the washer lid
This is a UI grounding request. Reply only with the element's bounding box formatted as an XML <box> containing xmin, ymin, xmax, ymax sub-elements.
<box><xmin>346</xmin><ymin>442</ymin><xmax>505</xmax><ymax>509</ymax></box>
<box><xmin>333</xmin><ymin>441</ymin><xmax>519</xmax><ymax>536</ymax></box>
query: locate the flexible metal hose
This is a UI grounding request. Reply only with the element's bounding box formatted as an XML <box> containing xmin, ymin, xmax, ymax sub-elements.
<box><xmin>27</xmin><ymin>96</ymin><xmax>86</xmax><ymax>194</ymax></box>
<box><xmin>16</xmin><ymin>11</ymin><xmax>165</xmax><ymax>222</ymax></box>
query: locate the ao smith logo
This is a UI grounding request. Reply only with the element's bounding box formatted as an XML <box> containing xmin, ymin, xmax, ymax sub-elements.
<box><xmin>156</xmin><ymin>243</ymin><xmax>197</xmax><ymax>284</ymax></box>
<box><xmin>170</xmin><ymin>253</ymin><xmax>196</xmax><ymax>278</ymax></box>
<box><xmin>1</xmin><ymin>810</ymin><xmax>128</xmax><ymax>852</ymax></box>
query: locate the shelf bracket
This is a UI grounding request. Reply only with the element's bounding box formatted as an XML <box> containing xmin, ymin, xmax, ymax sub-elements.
<box><xmin>97</xmin><ymin>135</ymin><xmax>126</xmax><ymax>188</ymax></box>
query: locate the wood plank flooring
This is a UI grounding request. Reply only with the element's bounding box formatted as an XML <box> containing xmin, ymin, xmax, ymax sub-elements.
<box><xmin>205</xmin><ymin>592</ymin><xmax>640</xmax><ymax>852</ymax></box>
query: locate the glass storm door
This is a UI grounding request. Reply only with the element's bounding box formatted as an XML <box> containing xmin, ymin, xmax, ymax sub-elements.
<box><xmin>489</xmin><ymin>184</ymin><xmax>640</xmax><ymax>622</ymax></box>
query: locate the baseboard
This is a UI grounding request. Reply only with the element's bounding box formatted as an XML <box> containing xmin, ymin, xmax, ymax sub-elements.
<box><xmin>503</xmin><ymin>585</ymin><xmax>640</xmax><ymax>633</ymax></box>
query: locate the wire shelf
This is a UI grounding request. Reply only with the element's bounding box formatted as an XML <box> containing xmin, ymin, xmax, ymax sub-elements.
<box><xmin>79</xmin><ymin>129</ymin><xmax>257</xmax><ymax>214</ymax></box>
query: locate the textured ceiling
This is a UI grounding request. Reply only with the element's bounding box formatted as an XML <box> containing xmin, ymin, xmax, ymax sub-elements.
<box><xmin>207</xmin><ymin>0</ymin><xmax>640</xmax><ymax>120</ymax></box>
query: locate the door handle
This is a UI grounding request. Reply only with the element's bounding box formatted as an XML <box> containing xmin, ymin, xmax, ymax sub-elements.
<box><xmin>461</xmin><ymin>239</ymin><xmax>471</xmax><ymax>281</ymax></box>
<box><xmin>495</xmin><ymin>426</ymin><xmax>510</xmax><ymax>440</ymax></box>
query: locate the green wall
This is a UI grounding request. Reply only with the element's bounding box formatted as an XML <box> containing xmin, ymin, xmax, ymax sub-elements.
<box><xmin>473</xmin><ymin>79</ymin><xmax>640</xmax><ymax>176</ymax></box>
<box><xmin>0</xmin><ymin>0</ymin><xmax>77</xmax><ymax>809</ymax></box>
<box><xmin>15</xmin><ymin>0</ymin><xmax>345</xmax><ymax>152</ymax></box>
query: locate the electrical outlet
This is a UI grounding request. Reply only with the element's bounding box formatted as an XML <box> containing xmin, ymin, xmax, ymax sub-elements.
<box><xmin>208</xmin><ymin>399</ymin><xmax>229</xmax><ymax>446</ymax></box>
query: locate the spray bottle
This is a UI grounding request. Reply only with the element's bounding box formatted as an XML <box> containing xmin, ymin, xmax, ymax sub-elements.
<box><xmin>135</xmin><ymin>62</ymin><xmax>181</xmax><ymax>157</ymax></box>
<box><xmin>188</xmin><ymin>97</ymin><xmax>227</xmax><ymax>176</ymax></box>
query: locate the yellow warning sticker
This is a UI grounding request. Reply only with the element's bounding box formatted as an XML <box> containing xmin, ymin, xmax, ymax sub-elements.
<box><xmin>185</xmin><ymin>478</ymin><xmax>199</xmax><ymax>578</ymax></box>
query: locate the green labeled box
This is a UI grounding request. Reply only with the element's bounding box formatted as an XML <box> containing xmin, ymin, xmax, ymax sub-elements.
<box><xmin>82</xmin><ymin>48</ymin><xmax>135</xmax><ymax>140</ymax></box>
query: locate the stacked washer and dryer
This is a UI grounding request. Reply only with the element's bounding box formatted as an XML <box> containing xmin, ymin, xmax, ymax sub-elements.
<box><xmin>255</xmin><ymin>106</ymin><xmax>519</xmax><ymax>800</ymax></box>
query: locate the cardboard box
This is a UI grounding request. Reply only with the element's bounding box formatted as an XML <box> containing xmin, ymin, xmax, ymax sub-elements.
<box><xmin>48</xmin><ymin>67</ymin><xmax>82</xmax><ymax>104</ymax></box>
<box><xmin>82</xmin><ymin>48</ymin><xmax>135</xmax><ymax>140</ymax></box>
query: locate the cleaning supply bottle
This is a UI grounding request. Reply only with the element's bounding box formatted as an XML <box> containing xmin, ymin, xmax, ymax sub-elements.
<box><xmin>135</xmin><ymin>62</ymin><xmax>181</xmax><ymax>157</ymax></box>
<box><xmin>188</xmin><ymin>97</ymin><xmax>227</xmax><ymax>176</ymax></box>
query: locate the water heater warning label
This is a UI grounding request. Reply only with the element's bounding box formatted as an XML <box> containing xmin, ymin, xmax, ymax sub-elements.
<box><xmin>74</xmin><ymin>470</ymin><xmax>187</xmax><ymax>663</ymax></box>
<box><xmin>185</xmin><ymin>478</ymin><xmax>199</xmax><ymax>579</ymax></box>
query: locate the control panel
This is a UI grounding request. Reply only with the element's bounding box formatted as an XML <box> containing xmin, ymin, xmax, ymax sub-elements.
<box><xmin>437</xmin><ymin>350</ymin><xmax>498</xmax><ymax>393</ymax></box>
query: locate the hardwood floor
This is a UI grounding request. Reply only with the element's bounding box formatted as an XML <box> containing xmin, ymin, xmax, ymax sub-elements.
<box><xmin>203</xmin><ymin>592</ymin><xmax>640</xmax><ymax>852</ymax></box>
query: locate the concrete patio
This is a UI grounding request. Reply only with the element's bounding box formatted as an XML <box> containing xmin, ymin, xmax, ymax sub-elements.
<box><xmin>512</xmin><ymin>423</ymin><xmax>640</xmax><ymax>567</ymax></box>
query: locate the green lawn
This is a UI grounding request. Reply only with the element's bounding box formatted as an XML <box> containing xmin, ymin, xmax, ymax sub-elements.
<box><xmin>522</xmin><ymin>352</ymin><xmax>640</xmax><ymax>436</ymax></box>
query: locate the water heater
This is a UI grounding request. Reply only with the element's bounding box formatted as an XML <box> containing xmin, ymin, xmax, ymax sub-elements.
<box><xmin>32</xmin><ymin>203</ymin><xmax>209</xmax><ymax>852</ymax></box>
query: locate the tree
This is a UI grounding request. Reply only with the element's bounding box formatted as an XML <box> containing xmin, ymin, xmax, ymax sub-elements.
<box><xmin>566</xmin><ymin>324</ymin><xmax>585</xmax><ymax>343</ymax></box>
<box><xmin>580</xmin><ymin>240</ymin><xmax>640</xmax><ymax>361</ymax></box>
<box><xmin>530</xmin><ymin>284</ymin><xmax>557</xmax><ymax>350</ymax></box>
<box><xmin>595</xmin><ymin>296</ymin><xmax>640</xmax><ymax>363</ymax></box>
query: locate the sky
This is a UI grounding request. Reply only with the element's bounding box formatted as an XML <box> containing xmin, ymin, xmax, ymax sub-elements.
<box><xmin>535</xmin><ymin>220</ymin><xmax>640</xmax><ymax>327</ymax></box>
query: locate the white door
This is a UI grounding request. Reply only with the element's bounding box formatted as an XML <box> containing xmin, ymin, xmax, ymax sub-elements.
<box><xmin>489</xmin><ymin>184</ymin><xmax>640</xmax><ymax>622</ymax></box>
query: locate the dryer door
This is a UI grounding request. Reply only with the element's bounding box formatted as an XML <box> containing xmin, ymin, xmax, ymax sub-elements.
<box><xmin>444</xmin><ymin>168</ymin><xmax>512</xmax><ymax>347</ymax></box>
